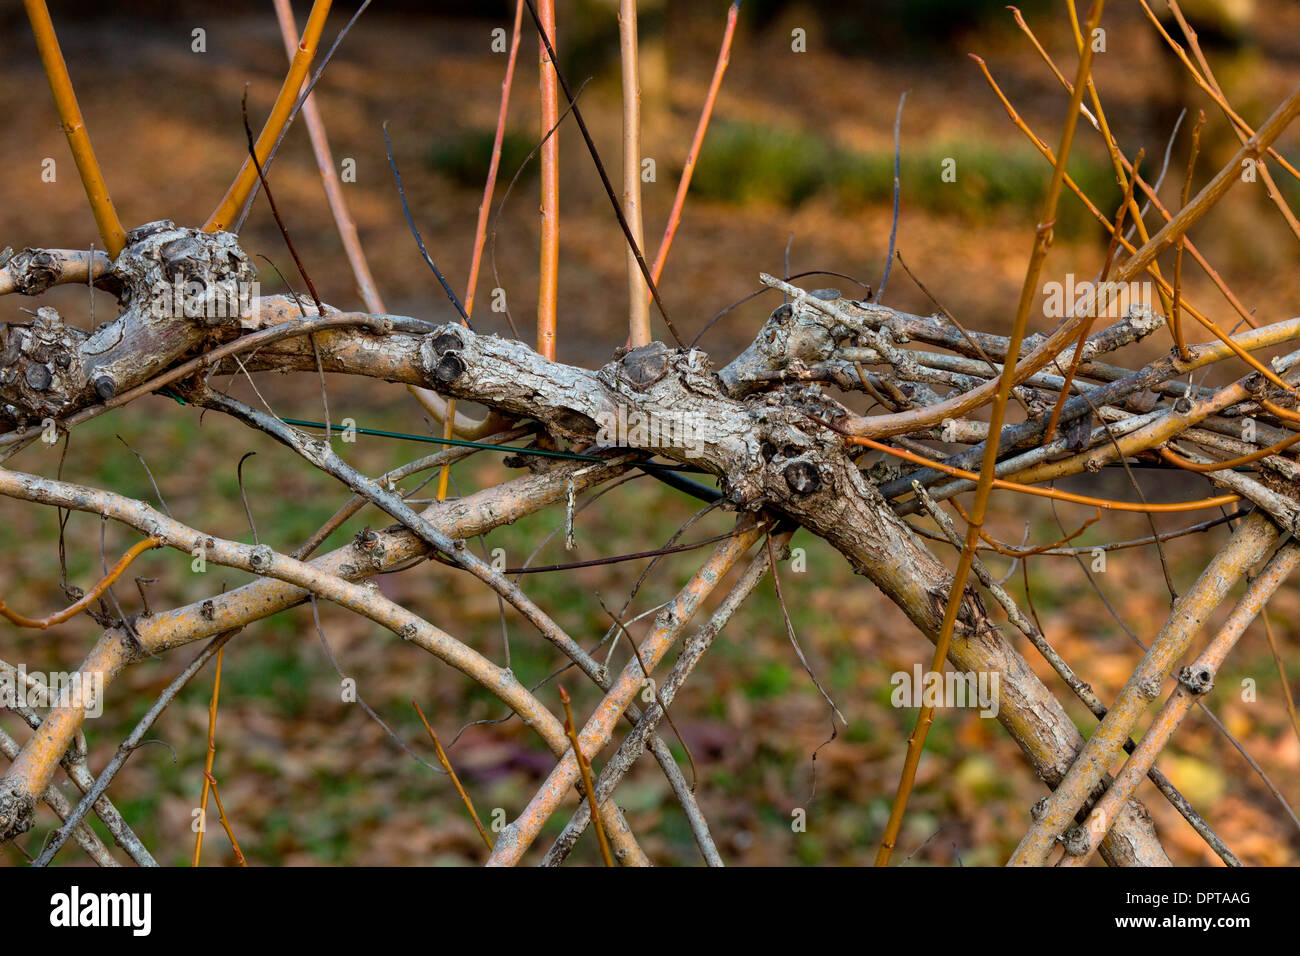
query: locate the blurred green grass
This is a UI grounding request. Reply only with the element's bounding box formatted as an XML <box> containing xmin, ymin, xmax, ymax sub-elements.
<box><xmin>690</xmin><ymin>121</ymin><xmax>1119</xmax><ymax>238</ymax></box>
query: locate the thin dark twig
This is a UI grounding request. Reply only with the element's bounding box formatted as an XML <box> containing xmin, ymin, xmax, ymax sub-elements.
<box><xmin>765</xmin><ymin>530</ymin><xmax>842</xmax><ymax>802</ymax></box>
<box><xmin>241</xmin><ymin>89</ymin><xmax>324</xmax><ymax>317</ymax></box>
<box><xmin>98</xmin><ymin>517</ymin><xmax>153</xmax><ymax>658</ymax></box>
<box><xmin>134</xmin><ymin>576</ymin><xmax>157</xmax><ymax>616</ymax></box>
<box><xmin>308</xmin><ymin>596</ymin><xmax>441</xmax><ymax>774</ymax></box>
<box><xmin>504</xmin><ymin>528</ymin><xmax>740</xmax><ymax>574</ymax></box>
<box><xmin>56</xmin><ymin>432</ymin><xmax>74</xmax><ymax>600</ymax></box>
<box><xmin>877</xmin><ymin>90</ymin><xmax>908</xmax><ymax>302</ymax></box>
<box><xmin>901</xmin><ymin>825</ymin><xmax>941</xmax><ymax>865</ymax></box>
<box><xmin>236</xmin><ymin>451</ymin><xmax>259</xmax><ymax>545</ymax></box>
<box><xmin>116</xmin><ymin>435</ymin><xmax>171</xmax><ymax>518</ymax></box>
<box><xmin>381</xmin><ymin>122</ymin><xmax>472</xmax><ymax>327</ymax></box>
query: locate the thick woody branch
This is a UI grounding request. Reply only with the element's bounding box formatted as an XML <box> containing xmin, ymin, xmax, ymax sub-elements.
<box><xmin>0</xmin><ymin>456</ymin><xmax>627</xmax><ymax>844</ymax></box>
<box><xmin>0</xmin><ymin>464</ymin><xmax>646</xmax><ymax>859</ymax></box>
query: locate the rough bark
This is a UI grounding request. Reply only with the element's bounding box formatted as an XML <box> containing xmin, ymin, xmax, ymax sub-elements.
<box><xmin>0</xmin><ymin>231</ymin><xmax>1174</xmax><ymax>862</ymax></box>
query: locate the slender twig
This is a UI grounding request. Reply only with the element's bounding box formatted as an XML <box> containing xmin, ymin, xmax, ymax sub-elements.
<box><xmin>192</xmin><ymin>646</ymin><xmax>226</xmax><ymax>866</ymax></box>
<box><xmin>559</xmin><ymin>687</ymin><xmax>613</xmax><ymax>865</ymax></box>
<box><xmin>380</xmin><ymin>123</ymin><xmax>471</xmax><ymax>327</ymax></box>
<box><xmin>412</xmin><ymin>700</ymin><xmax>494</xmax><ymax>852</ymax></box>
<box><xmin>309</xmin><ymin>597</ymin><xmax>439</xmax><ymax>772</ymax></box>
<box><xmin>647</xmin><ymin>1</ymin><xmax>739</xmax><ymax>292</ymax></box>
<box><xmin>1260</xmin><ymin>613</ymin><xmax>1300</xmax><ymax>745</ymax></box>
<box><xmin>874</xmin><ymin>1</ymin><xmax>1106</xmax><ymax>867</ymax></box>
<box><xmin>876</xmin><ymin>91</ymin><xmax>907</xmax><ymax>302</ymax></box>
<box><xmin>1171</xmin><ymin>111</ymin><xmax>1206</xmax><ymax>362</ymax></box>
<box><xmin>0</xmin><ymin>536</ymin><xmax>159</xmax><ymax>629</ymax></box>
<box><xmin>204</xmin><ymin>0</ymin><xmax>333</xmax><ymax>232</ymax></box>
<box><xmin>203</xmin><ymin>771</ymin><xmax>247</xmax><ymax>866</ymax></box>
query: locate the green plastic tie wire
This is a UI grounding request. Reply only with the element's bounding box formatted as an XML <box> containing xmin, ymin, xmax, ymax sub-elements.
<box><xmin>274</xmin><ymin>417</ymin><xmax>706</xmax><ymax>473</ymax></box>
<box><xmin>158</xmin><ymin>383</ymin><xmax>706</xmax><ymax>473</ymax></box>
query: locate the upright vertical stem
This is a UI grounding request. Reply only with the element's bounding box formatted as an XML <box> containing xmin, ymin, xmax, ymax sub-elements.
<box><xmin>439</xmin><ymin>0</ymin><xmax>525</xmax><ymax>501</ymax></box>
<box><xmin>620</xmin><ymin>0</ymin><xmax>651</xmax><ymax>346</ymax></box>
<box><xmin>537</xmin><ymin>0</ymin><xmax>560</xmax><ymax>360</ymax></box>
<box><xmin>192</xmin><ymin>646</ymin><xmax>225</xmax><ymax>866</ymax></box>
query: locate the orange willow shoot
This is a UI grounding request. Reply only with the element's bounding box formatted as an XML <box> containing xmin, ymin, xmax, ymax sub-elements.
<box><xmin>950</xmin><ymin>500</ymin><xmax>1100</xmax><ymax>557</ymax></box>
<box><xmin>874</xmin><ymin>0</ymin><xmax>1103</xmax><ymax>869</ymax></box>
<box><xmin>465</xmin><ymin>0</ymin><xmax>525</xmax><ymax>319</ymax></box>
<box><xmin>413</xmin><ymin>700</ymin><xmax>494</xmax><ymax>852</ymax></box>
<box><xmin>1171</xmin><ymin>112</ymin><xmax>1205</xmax><ymax>362</ymax></box>
<box><xmin>647</xmin><ymin>1</ymin><xmax>739</xmax><ymax>292</ymax></box>
<box><xmin>971</xmin><ymin>54</ymin><xmax>1292</xmax><ymax>393</ymax></box>
<box><xmin>23</xmin><ymin>0</ymin><xmax>128</xmax><ymax>257</ymax></box>
<box><xmin>1262</xmin><ymin>399</ymin><xmax>1300</xmax><ymax>424</ymax></box>
<box><xmin>193</xmin><ymin>646</ymin><xmax>226</xmax><ymax>866</ymax></box>
<box><xmin>559</xmin><ymin>686</ymin><xmax>613</xmax><ymax>866</ymax></box>
<box><xmin>438</xmin><ymin>0</ymin><xmax>524</xmax><ymax>502</ymax></box>
<box><xmin>850</xmin><ymin>434</ymin><xmax>1240</xmax><ymax>514</ymax></box>
<box><xmin>1159</xmin><ymin>430</ymin><xmax>1300</xmax><ymax>472</ymax></box>
<box><xmin>1167</xmin><ymin>6</ymin><xmax>1300</xmax><ymax>241</ymax></box>
<box><xmin>536</xmin><ymin>0</ymin><xmax>560</xmax><ymax>360</ymax></box>
<box><xmin>1007</xmin><ymin>8</ymin><xmax>1262</xmax><ymax>331</ymax></box>
<box><xmin>1061</xmin><ymin>2</ymin><xmax>1176</xmax><ymax>328</ymax></box>
<box><xmin>1144</xmin><ymin>0</ymin><xmax>1300</xmax><ymax>186</ymax></box>
<box><xmin>0</xmin><ymin>536</ymin><xmax>159</xmax><ymax>628</ymax></box>
<box><xmin>203</xmin><ymin>771</ymin><xmax>248</xmax><ymax>866</ymax></box>
<box><xmin>203</xmin><ymin>0</ymin><xmax>333</xmax><ymax>233</ymax></box>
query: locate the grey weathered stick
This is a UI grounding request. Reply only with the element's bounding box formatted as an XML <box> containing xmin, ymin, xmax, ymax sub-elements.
<box><xmin>0</xmin><ymin>726</ymin><xmax>117</xmax><ymax>866</ymax></box>
<box><xmin>32</xmin><ymin>630</ymin><xmax>238</xmax><ymax>866</ymax></box>
<box><xmin>913</xmin><ymin>483</ymin><xmax>1241</xmax><ymax>866</ymax></box>
<box><xmin>542</xmin><ymin>532</ymin><xmax>783</xmax><ymax>866</ymax></box>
